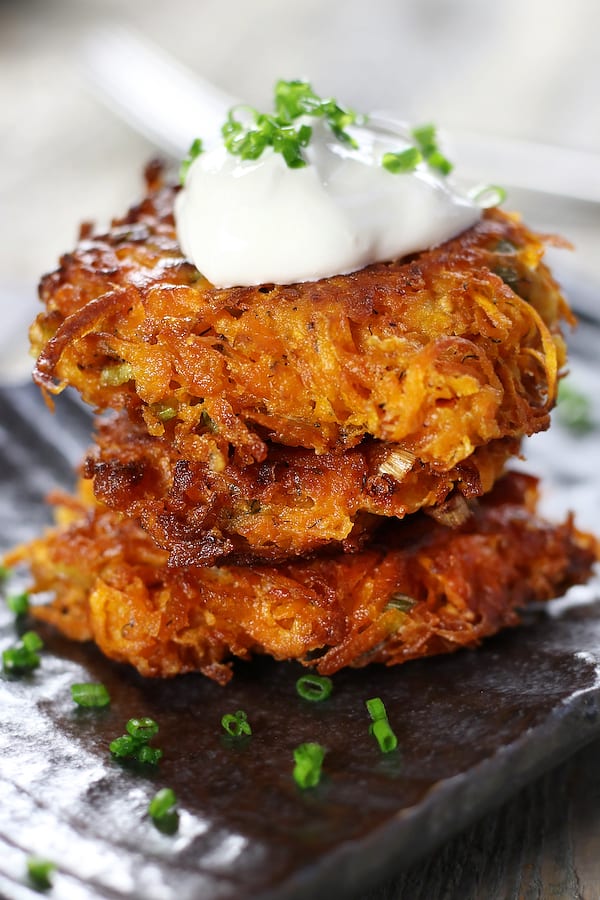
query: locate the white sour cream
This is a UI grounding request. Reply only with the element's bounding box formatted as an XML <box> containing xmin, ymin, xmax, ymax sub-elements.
<box><xmin>174</xmin><ymin>118</ymin><xmax>481</xmax><ymax>288</ymax></box>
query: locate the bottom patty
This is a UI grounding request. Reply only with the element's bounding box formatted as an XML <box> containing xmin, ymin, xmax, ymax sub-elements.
<box><xmin>8</xmin><ymin>472</ymin><xmax>597</xmax><ymax>685</ymax></box>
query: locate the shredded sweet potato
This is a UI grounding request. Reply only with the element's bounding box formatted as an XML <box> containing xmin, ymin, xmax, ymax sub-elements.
<box><xmin>32</xmin><ymin>165</ymin><xmax>571</xmax><ymax>470</ymax></box>
<box><xmin>7</xmin><ymin>473</ymin><xmax>597</xmax><ymax>684</ymax></box>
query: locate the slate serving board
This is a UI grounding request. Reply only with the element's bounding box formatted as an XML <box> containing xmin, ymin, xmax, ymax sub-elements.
<box><xmin>1</xmin><ymin>314</ymin><xmax>599</xmax><ymax>900</ymax></box>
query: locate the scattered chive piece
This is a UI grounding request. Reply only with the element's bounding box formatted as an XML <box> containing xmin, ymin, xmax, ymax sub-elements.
<box><xmin>26</xmin><ymin>857</ymin><xmax>55</xmax><ymax>891</ymax></box>
<box><xmin>365</xmin><ymin>697</ymin><xmax>387</xmax><ymax>721</ymax></box>
<box><xmin>370</xmin><ymin>718</ymin><xmax>399</xmax><ymax>753</ymax></box>
<box><xmin>296</xmin><ymin>673</ymin><xmax>333</xmax><ymax>702</ymax></box>
<box><xmin>293</xmin><ymin>742</ymin><xmax>326</xmax><ymax>789</ymax></box>
<box><xmin>411</xmin><ymin>122</ymin><xmax>453</xmax><ymax>175</ymax></box>
<box><xmin>2</xmin><ymin>631</ymin><xmax>43</xmax><ymax>674</ymax></box>
<box><xmin>99</xmin><ymin>362</ymin><xmax>133</xmax><ymax>388</ymax></box>
<box><xmin>221</xmin><ymin>709</ymin><xmax>252</xmax><ymax>737</ymax></box>
<box><xmin>180</xmin><ymin>137</ymin><xmax>204</xmax><ymax>185</ymax></box>
<box><xmin>385</xmin><ymin>593</ymin><xmax>417</xmax><ymax>613</ymax></box>
<box><xmin>557</xmin><ymin>380</ymin><xmax>594</xmax><ymax>434</ymax></box>
<box><xmin>126</xmin><ymin>717</ymin><xmax>159</xmax><ymax>742</ymax></box>
<box><xmin>382</xmin><ymin>147</ymin><xmax>422</xmax><ymax>174</ymax></box>
<box><xmin>0</xmin><ymin>564</ymin><xmax>9</xmax><ymax>582</ymax></box>
<box><xmin>137</xmin><ymin>745</ymin><xmax>164</xmax><ymax>766</ymax></box>
<box><xmin>71</xmin><ymin>682</ymin><xmax>111</xmax><ymax>708</ymax></box>
<box><xmin>471</xmin><ymin>184</ymin><xmax>507</xmax><ymax>208</ymax></box>
<box><xmin>110</xmin><ymin>718</ymin><xmax>162</xmax><ymax>764</ymax></box>
<box><xmin>366</xmin><ymin>696</ymin><xmax>398</xmax><ymax>754</ymax></box>
<box><xmin>149</xmin><ymin>787</ymin><xmax>177</xmax><ymax>821</ymax></box>
<box><xmin>6</xmin><ymin>591</ymin><xmax>30</xmax><ymax>616</ymax></box>
<box><xmin>154</xmin><ymin>404</ymin><xmax>178</xmax><ymax>422</ymax></box>
<box><xmin>109</xmin><ymin>735</ymin><xmax>139</xmax><ymax>758</ymax></box>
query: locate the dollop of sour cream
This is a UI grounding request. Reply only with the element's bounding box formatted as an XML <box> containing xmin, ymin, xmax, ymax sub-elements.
<box><xmin>175</xmin><ymin>118</ymin><xmax>482</xmax><ymax>288</ymax></box>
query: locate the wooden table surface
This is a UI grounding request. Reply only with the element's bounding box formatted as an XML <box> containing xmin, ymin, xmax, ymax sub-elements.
<box><xmin>1</xmin><ymin>2</ymin><xmax>599</xmax><ymax>897</ymax></box>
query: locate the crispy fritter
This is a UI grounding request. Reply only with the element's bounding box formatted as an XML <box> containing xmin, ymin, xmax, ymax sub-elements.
<box><xmin>32</xmin><ymin>163</ymin><xmax>571</xmax><ymax>469</ymax></box>
<box><xmin>8</xmin><ymin>473</ymin><xmax>597</xmax><ymax>685</ymax></box>
<box><xmin>85</xmin><ymin>410</ymin><xmax>518</xmax><ymax>565</ymax></box>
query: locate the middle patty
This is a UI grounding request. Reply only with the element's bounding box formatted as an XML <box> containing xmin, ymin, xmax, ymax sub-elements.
<box><xmin>85</xmin><ymin>410</ymin><xmax>519</xmax><ymax>565</ymax></box>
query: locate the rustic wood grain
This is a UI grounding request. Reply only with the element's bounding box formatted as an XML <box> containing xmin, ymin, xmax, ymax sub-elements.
<box><xmin>366</xmin><ymin>738</ymin><xmax>600</xmax><ymax>899</ymax></box>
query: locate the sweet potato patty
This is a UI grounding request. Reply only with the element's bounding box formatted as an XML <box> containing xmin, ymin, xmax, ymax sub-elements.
<box><xmin>8</xmin><ymin>472</ymin><xmax>596</xmax><ymax>685</ymax></box>
<box><xmin>32</xmin><ymin>163</ymin><xmax>571</xmax><ymax>470</ymax></box>
<box><xmin>85</xmin><ymin>410</ymin><xmax>518</xmax><ymax>565</ymax></box>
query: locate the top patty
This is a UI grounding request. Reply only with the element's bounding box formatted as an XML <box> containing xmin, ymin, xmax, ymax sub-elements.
<box><xmin>32</xmin><ymin>162</ymin><xmax>572</xmax><ymax>469</ymax></box>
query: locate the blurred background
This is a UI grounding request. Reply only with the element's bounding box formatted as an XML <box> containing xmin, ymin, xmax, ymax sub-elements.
<box><xmin>1</xmin><ymin>0</ymin><xmax>599</xmax><ymax>377</ymax></box>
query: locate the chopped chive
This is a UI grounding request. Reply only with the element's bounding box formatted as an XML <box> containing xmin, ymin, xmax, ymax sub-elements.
<box><xmin>495</xmin><ymin>239</ymin><xmax>517</xmax><ymax>254</ymax></box>
<box><xmin>471</xmin><ymin>184</ymin><xmax>507</xmax><ymax>208</ymax></box>
<box><xmin>0</xmin><ymin>565</ymin><xmax>9</xmax><ymax>583</ymax></box>
<box><xmin>385</xmin><ymin>593</ymin><xmax>417</xmax><ymax>613</ymax></box>
<box><xmin>557</xmin><ymin>380</ymin><xmax>594</xmax><ymax>434</ymax></box>
<box><xmin>293</xmin><ymin>742</ymin><xmax>326</xmax><ymax>789</ymax></box>
<box><xmin>411</xmin><ymin>123</ymin><xmax>437</xmax><ymax>154</ymax></box>
<box><xmin>109</xmin><ymin>735</ymin><xmax>139</xmax><ymax>758</ymax></box>
<box><xmin>149</xmin><ymin>787</ymin><xmax>177</xmax><ymax>820</ymax></box>
<box><xmin>110</xmin><ymin>718</ymin><xmax>162</xmax><ymax>764</ymax></box>
<box><xmin>411</xmin><ymin>123</ymin><xmax>453</xmax><ymax>175</ymax></box>
<box><xmin>71</xmin><ymin>682</ymin><xmax>111</xmax><ymax>708</ymax></box>
<box><xmin>150</xmin><ymin>400</ymin><xmax>178</xmax><ymax>422</ymax></box>
<box><xmin>370</xmin><ymin>718</ymin><xmax>398</xmax><ymax>753</ymax></box>
<box><xmin>382</xmin><ymin>147</ymin><xmax>422</xmax><ymax>174</ymax></box>
<box><xmin>126</xmin><ymin>717</ymin><xmax>159</xmax><ymax>742</ymax></box>
<box><xmin>366</xmin><ymin>697</ymin><xmax>398</xmax><ymax>753</ymax></box>
<box><xmin>296</xmin><ymin>673</ymin><xmax>333</xmax><ymax>702</ymax></box>
<box><xmin>137</xmin><ymin>745</ymin><xmax>163</xmax><ymax>765</ymax></box>
<box><xmin>26</xmin><ymin>857</ymin><xmax>55</xmax><ymax>891</ymax></box>
<box><xmin>425</xmin><ymin>148</ymin><xmax>453</xmax><ymax>175</ymax></box>
<box><xmin>221</xmin><ymin>709</ymin><xmax>252</xmax><ymax>737</ymax></box>
<box><xmin>149</xmin><ymin>787</ymin><xmax>179</xmax><ymax>834</ymax></box>
<box><xmin>365</xmin><ymin>697</ymin><xmax>387</xmax><ymax>721</ymax></box>
<box><xmin>6</xmin><ymin>592</ymin><xmax>30</xmax><ymax>616</ymax></box>
<box><xmin>99</xmin><ymin>362</ymin><xmax>133</xmax><ymax>387</ymax></box>
<box><xmin>180</xmin><ymin>137</ymin><xmax>204</xmax><ymax>185</ymax></box>
<box><xmin>2</xmin><ymin>631</ymin><xmax>43</xmax><ymax>674</ymax></box>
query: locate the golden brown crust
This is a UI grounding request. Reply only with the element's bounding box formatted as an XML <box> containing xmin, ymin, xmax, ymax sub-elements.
<box><xmin>84</xmin><ymin>410</ymin><xmax>518</xmax><ymax>565</ymax></box>
<box><xmin>8</xmin><ymin>473</ymin><xmax>597</xmax><ymax>684</ymax></box>
<box><xmin>31</xmin><ymin>168</ymin><xmax>571</xmax><ymax>469</ymax></box>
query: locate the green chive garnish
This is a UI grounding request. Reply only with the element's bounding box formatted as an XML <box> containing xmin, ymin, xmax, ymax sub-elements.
<box><xmin>137</xmin><ymin>746</ymin><xmax>164</xmax><ymax>766</ymax></box>
<box><xmin>366</xmin><ymin>696</ymin><xmax>398</xmax><ymax>753</ymax></box>
<box><xmin>26</xmin><ymin>857</ymin><xmax>55</xmax><ymax>891</ymax></box>
<box><xmin>557</xmin><ymin>380</ymin><xmax>594</xmax><ymax>434</ymax></box>
<box><xmin>382</xmin><ymin>147</ymin><xmax>422</xmax><ymax>174</ymax></box>
<box><xmin>365</xmin><ymin>697</ymin><xmax>387</xmax><ymax>721</ymax></box>
<box><xmin>6</xmin><ymin>591</ymin><xmax>29</xmax><ymax>616</ymax></box>
<box><xmin>153</xmin><ymin>403</ymin><xmax>178</xmax><ymax>422</ymax></box>
<box><xmin>293</xmin><ymin>742</ymin><xmax>326</xmax><ymax>789</ymax></box>
<box><xmin>221</xmin><ymin>709</ymin><xmax>252</xmax><ymax>737</ymax></box>
<box><xmin>148</xmin><ymin>787</ymin><xmax>179</xmax><ymax>834</ymax></box>
<box><xmin>99</xmin><ymin>362</ymin><xmax>133</xmax><ymax>387</ymax></box>
<box><xmin>2</xmin><ymin>631</ymin><xmax>43</xmax><ymax>674</ymax></box>
<box><xmin>471</xmin><ymin>184</ymin><xmax>507</xmax><ymax>208</ymax></box>
<box><xmin>295</xmin><ymin>673</ymin><xmax>333</xmax><ymax>702</ymax></box>
<box><xmin>71</xmin><ymin>682</ymin><xmax>111</xmax><ymax>708</ymax></box>
<box><xmin>370</xmin><ymin>718</ymin><xmax>398</xmax><ymax>753</ymax></box>
<box><xmin>149</xmin><ymin>787</ymin><xmax>177</xmax><ymax>820</ymax></box>
<box><xmin>180</xmin><ymin>137</ymin><xmax>204</xmax><ymax>185</ymax></box>
<box><xmin>126</xmin><ymin>717</ymin><xmax>159</xmax><ymax>741</ymax></box>
<box><xmin>385</xmin><ymin>593</ymin><xmax>417</xmax><ymax>613</ymax></box>
<box><xmin>411</xmin><ymin>123</ymin><xmax>453</xmax><ymax>175</ymax></box>
<box><xmin>110</xmin><ymin>718</ymin><xmax>162</xmax><ymax>764</ymax></box>
<box><xmin>0</xmin><ymin>565</ymin><xmax>9</xmax><ymax>583</ymax></box>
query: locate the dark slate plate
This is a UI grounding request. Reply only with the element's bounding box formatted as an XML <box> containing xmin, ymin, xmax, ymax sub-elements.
<box><xmin>1</xmin><ymin>315</ymin><xmax>600</xmax><ymax>900</ymax></box>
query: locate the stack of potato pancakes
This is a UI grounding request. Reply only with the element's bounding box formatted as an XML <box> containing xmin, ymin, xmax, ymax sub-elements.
<box><xmin>11</xmin><ymin>162</ymin><xmax>597</xmax><ymax>683</ymax></box>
